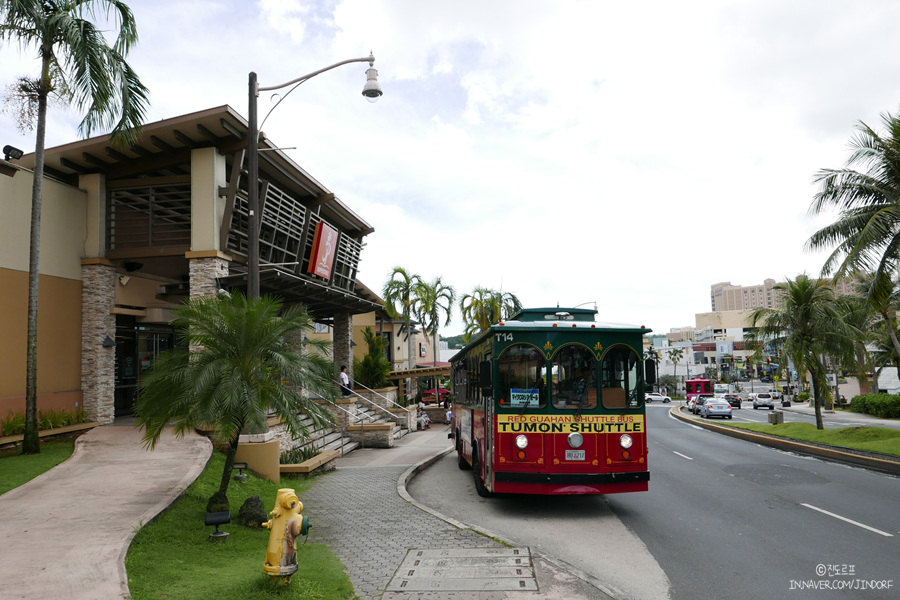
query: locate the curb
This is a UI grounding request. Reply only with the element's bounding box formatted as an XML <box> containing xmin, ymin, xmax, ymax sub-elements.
<box><xmin>397</xmin><ymin>444</ymin><xmax>624</xmax><ymax>600</ymax></box>
<box><xmin>670</xmin><ymin>405</ymin><xmax>900</xmax><ymax>476</ymax></box>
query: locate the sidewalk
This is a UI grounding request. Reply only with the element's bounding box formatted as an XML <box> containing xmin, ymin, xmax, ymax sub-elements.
<box><xmin>0</xmin><ymin>421</ymin><xmax>609</xmax><ymax>600</ymax></box>
<box><xmin>0</xmin><ymin>418</ymin><xmax>211</xmax><ymax>600</ymax></box>
<box><xmin>301</xmin><ymin>424</ymin><xmax>611</xmax><ymax>600</ymax></box>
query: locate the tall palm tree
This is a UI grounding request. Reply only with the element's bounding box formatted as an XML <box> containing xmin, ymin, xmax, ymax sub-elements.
<box><xmin>459</xmin><ymin>287</ymin><xmax>522</xmax><ymax>342</ymax></box>
<box><xmin>747</xmin><ymin>275</ymin><xmax>857</xmax><ymax>429</ymax></box>
<box><xmin>806</xmin><ymin>109</ymin><xmax>900</xmax><ymax>362</ymax></box>
<box><xmin>414</xmin><ymin>276</ymin><xmax>456</xmax><ymax>365</ymax></box>
<box><xmin>667</xmin><ymin>347</ymin><xmax>684</xmax><ymax>393</ymax></box>
<box><xmin>1</xmin><ymin>0</ymin><xmax>150</xmax><ymax>454</ymax></box>
<box><xmin>382</xmin><ymin>266</ymin><xmax>422</xmax><ymax>370</ymax></box>
<box><xmin>414</xmin><ymin>276</ymin><xmax>456</xmax><ymax>404</ymax></box>
<box><xmin>135</xmin><ymin>292</ymin><xmax>336</xmax><ymax>509</ymax></box>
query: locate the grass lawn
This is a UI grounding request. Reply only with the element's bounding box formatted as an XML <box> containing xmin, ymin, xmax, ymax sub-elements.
<box><xmin>0</xmin><ymin>439</ymin><xmax>76</xmax><ymax>495</ymax></box>
<box><xmin>126</xmin><ymin>451</ymin><xmax>356</xmax><ymax>600</ymax></box>
<box><xmin>726</xmin><ymin>422</ymin><xmax>900</xmax><ymax>457</ymax></box>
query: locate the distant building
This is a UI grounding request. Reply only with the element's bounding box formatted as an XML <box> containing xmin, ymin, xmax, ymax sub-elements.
<box><xmin>711</xmin><ymin>278</ymin><xmax>855</xmax><ymax>312</ymax></box>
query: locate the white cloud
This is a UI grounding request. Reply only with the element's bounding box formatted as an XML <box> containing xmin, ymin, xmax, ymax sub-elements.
<box><xmin>3</xmin><ymin>0</ymin><xmax>899</xmax><ymax>336</ymax></box>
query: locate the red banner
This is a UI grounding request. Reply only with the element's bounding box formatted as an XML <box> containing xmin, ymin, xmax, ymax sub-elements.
<box><xmin>308</xmin><ymin>222</ymin><xmax>338</xmax><ymax>279</ymax></box>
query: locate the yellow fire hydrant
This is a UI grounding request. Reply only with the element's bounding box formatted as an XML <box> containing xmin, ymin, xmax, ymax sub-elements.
<box><xmin>262</xmin><ymin>488</ymin><xmax>310</xmax><ymax>583</ymax></box>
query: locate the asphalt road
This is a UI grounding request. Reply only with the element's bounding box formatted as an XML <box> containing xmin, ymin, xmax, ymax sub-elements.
<box><xmin>409</xmin><ymin>405</ymin><xmax>900</xmax><ymax>600</ymax></box>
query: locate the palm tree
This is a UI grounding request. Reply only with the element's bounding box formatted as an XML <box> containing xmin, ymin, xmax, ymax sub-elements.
<box><xmin>806</xmin><ymin>109</ymin><xmax>900</xmax><ymax>362</ymax></box>
<box><xmin>459</xmin><ymin>287</ymin><xmax>522</xmax><ymax>342</ymax></box>
<box><xmin>414</xmin><ymin>276</ymin><xmax>456</xmax><ymax>404</ymax></box>
<box><xmin>135</xmin><ymin>292</ymin><xmax>336</xmax><ymax>509</ymax></box>
<box><xmin>414</xmin><ymin>276</ymin><xmax>456</xmax><ymax>365</ymax></box>
<box><xmin>382</xmin><ymin>267</ymin><xmax>422</xmax><ymax>370</ymax></box>
<box><xmin>667</xmin><ymin>347</ymin><xmax>684</xmax><ymax>394</ymax></box>
<box><xmin>747</xmin><ymin>275</ymin><xmax>857</xmax><ymax>429</ymax></box>
<box><xmin>1</xmin><ymin>0</ymin><xmax>150</xmax><ymax>454</ymax></box>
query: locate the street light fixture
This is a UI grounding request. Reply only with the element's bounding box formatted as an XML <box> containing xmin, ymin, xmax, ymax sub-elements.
<box><xmin>247</xmin><ymin>53</ymin><xmax>382</xmax><ymax>299</ymax></box>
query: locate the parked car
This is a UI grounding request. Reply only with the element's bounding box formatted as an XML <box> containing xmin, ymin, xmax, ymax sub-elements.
<box><xmin>692</xmin><ymin>395</ymin><xmax>715</xmax><ymax>415</ymax></box>
<box><xmin>723</xmin><ymin>394</ymin><xmax>742</xmax><ymax>409</ymax></box>
<box><xmin>752</xmin><ymin>392</ymin><xmax>775</xmax><ymax>410</ymax></box>
<box><xmin>645</xmin><ymin>392</ymin><xmax>671</xmax><ymax>403</ymax></box>
<box><xmin>700</xmin><ymin>398</ymin><xmax>733</xmax><ymax>419</ymax></box>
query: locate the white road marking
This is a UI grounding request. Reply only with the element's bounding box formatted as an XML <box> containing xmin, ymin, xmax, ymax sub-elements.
<box><xmin>673</xmin><ymin>451</ymin><xmax>693</xmax><ymax>461</ymax></box>
<box><xmin>801</xmin><ymin>503</ymin><xmax>893</xmax><ymax>537</ymax></box>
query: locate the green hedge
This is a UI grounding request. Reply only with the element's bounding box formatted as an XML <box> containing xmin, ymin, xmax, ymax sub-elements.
<box><xmin>849</xmin><ymin>393</ymin><xmax>900</xmax><ymax>419</ymax></box>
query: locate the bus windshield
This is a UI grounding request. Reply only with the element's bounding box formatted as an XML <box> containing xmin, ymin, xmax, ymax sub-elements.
<box><xmin>497</xmin><ymin>344</ymin><xmax>547</xmax><ymax>409</ymax></box>
<box><xmin>600</xmin><ymin>345</ymin><xmax>642</xmax><ymax>409</ymax></box>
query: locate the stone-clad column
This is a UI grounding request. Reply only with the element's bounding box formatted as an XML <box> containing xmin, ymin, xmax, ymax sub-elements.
<box><xmin>187</xmin><ymin>252</ymin><xmax>231</xmax><ymax>299</ymax></box>
<box><xmin>333</xmin><ymin>312</ymin><xmax>353</xmax><ymax>384</ymax></box>
<box><xmin>81</xmin><ymin>259</ymin><xmax>116</xmax><ymax>424</ymax></box>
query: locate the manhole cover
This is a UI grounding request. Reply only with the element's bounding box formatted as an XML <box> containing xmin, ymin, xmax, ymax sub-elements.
<box><xmin>386</xmin><ymin>547</ymin><xmax>537</xmax><ymax>592</ymax></box>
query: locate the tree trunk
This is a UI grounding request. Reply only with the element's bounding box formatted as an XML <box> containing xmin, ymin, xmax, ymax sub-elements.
<box><xmin>811</xmin><ymin>372</ymin><xmax>824</xmax><ymax>430</ymax></box>
<box><xmin>218</xmin><ymin>434</ymin><xmax>240</xmax><ymax>498</ymax></box>
<box><xmin>23</xmin><ymin>57</ymin><xmax>51</xmax><ymax>455</ymax></box>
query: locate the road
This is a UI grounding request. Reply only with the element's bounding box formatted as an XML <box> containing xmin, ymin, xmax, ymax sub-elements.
<box><xmin>408</xmin><ymin>404</ymin><xmax>900</xmax><ymax>599</ymax></box>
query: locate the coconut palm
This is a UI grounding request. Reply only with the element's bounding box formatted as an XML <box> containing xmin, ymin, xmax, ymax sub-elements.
<box><xmin>459</xmin><ymin>287</ymin><xmax>522</xmax><ymax>342</ymax></box>
<box><xmin>414</xmin><ymin>276</ymin><xmax>456</xmax><ymax>365</ymax></box>
<box><xmin>1</xmin><ymin>0</ymin><xmax>150</xmax><ymax>454</ymax></box>
<box><xmin>667</xmin><ymin>347</ymin><xmax>684</xmax><ymax>393</ymax></box>
<box><xmin>135</xmin><ymin>292</ymin><xmax>336</xmax><ymax>509</ymax></box>
<box><xmin>806</xmin><ymin>110</ymin><xmax>900</xmax><ymax>362</ymax></box>
<box><xmin>747</xmin><ymin>275</ymin><xmax>858</xmax><ymax>429</ymax></box>
<box><xmin>382</xmin><ymin>266</ymin><xmax>422</xmax><ymax>370</ymax></box>
<box><xmin>414</xmin><ymin>276</ymin><xmax>455</xmax><ymax>404</ymax></box>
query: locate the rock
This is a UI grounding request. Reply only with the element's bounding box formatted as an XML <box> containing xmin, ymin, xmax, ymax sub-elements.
<box><xmin>238</xmin><ymin>495</ymin><xmax>268</xmax><ymax>528</ymax></box>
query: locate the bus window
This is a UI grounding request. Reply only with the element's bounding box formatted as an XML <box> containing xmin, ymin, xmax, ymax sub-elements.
<box><xmin>600</xmin><ymin>345</ymin><xmax>643</xmax><ymax>409</ymax></box>
<box><xmin>498</xmin><ymin>344</ymin><xmax>547</xmax><ymax>409</ymax></box>
<box><xmin>551</xmin><ymin>345</ymin><xmax>597</xmax><ymax>409</ymax></box>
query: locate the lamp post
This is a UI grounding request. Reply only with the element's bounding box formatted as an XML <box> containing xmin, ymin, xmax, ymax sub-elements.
<box><xmin>247</xmin><ymin>53</ymin><xmax>382</xmax><ymax>299</ymax></box>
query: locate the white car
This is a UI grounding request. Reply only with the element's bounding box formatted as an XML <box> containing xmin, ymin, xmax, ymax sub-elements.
<box><xmin>752</xmin><ymin>392</ymin><xmax>775</xmax><ymax>410</ymax></box>
<box><xmin>645</xmin><ymin>392</ymin><xmax>671</xmax><ymax>403</ymax></box>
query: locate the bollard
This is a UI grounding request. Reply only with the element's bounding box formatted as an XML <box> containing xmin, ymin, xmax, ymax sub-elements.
<box><xmin>262</xmin><ymin>488</ymin><xmax>311</xmax><ymax>584</ymax></box>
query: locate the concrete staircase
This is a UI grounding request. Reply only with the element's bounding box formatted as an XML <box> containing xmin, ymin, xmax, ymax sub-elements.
<box><xmin>293</xmin><ymin>403</ymin><xmax>409</xmax><ymax>456</ymax></box>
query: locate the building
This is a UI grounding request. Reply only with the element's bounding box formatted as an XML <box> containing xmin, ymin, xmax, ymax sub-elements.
<box><xmin>1</xmin><ymin>106</ymin><xmax>384</xmax><ymax>425</ymax></box>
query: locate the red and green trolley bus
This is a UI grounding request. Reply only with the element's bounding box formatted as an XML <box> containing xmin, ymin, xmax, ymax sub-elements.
<box><xmin>450</xmin><ymin>307</ymin><xmax>654</xmax><ymax>496</ymax></box>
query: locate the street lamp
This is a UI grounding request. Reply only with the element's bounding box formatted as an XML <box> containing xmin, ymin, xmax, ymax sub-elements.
<box><xmin>247</xmin><ymin>53</ymin><xmax>382</xmax><ymax>299</ymax></box>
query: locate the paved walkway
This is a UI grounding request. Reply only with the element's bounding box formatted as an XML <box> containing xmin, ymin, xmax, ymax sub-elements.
<box><xmin>302</xmin><ymin>424</ymin><xmax>607</xmax><ymax>600</ymax></box>
<box><xmin>0</xmin><ymin>421</ymin><xmax>604</xmax><ymax>600</ymax></box>
<box><xmin>0</xmin><ymin>419</ymin><xmax>211</xmax><ymax>600</ymax></box>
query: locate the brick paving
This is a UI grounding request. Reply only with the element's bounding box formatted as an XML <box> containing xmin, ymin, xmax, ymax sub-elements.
<box><xmin>302</xmin><ymin>463</ymin><xmax>504</xmax><ymax>599</ymax></box>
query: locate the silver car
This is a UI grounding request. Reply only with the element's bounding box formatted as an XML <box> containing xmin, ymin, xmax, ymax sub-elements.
<box><xmin>700</xmin><ymin>399</ymin><xmax>733</xmax><ymax>419</ymax></box>
<box><xmin>753</xmin><ymin>392</ymin><xmax>775</xmax><ymax>410</ymax></box>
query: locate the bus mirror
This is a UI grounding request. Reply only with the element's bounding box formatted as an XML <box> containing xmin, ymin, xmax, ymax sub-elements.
<box><xmin>644</xmin><ymin>359</ymin><xmax>657</xmax><ymax>385</ymax></box>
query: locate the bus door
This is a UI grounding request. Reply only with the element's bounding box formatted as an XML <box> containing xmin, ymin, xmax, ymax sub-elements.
<box><xmin>480</xmin><ymin>359</ymin><xmax>494</xmax><ymax>490</ymax></box>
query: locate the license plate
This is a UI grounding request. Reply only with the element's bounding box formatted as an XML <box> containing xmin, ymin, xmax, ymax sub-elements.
<box><xmin>565</xmin><ymin>450</ymin><xmax>585</xmax><ymax>461</ymax></box>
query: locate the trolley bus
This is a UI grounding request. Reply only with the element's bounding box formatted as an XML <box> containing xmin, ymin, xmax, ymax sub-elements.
<box><xmin>685</xmin><ymin>377</ymin><xmax>713</xmax><ymax>401</ymax></box>
<box><xmin>450</xmin><ymin>307</ymin><xmax>654</xmax><ymax>496</ymax></box>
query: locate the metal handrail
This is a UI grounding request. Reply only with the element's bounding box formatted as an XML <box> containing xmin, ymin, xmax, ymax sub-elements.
<box><xmin>351</xmin><ymin>381</ymin><xmax>410</xmax><ymax>412</ymax></box>
<box><xmin>343</xmin><ymin>387</ymin><xmax>408</xmax><ymax>426</ymax></box>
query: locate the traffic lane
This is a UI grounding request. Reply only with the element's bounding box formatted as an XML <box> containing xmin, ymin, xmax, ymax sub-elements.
<box><xmin>407</xmin><ymin>453</ymin><xmax>672</xmax><ymax>600</ymax></box>
<box><xmin>613</xmin><ymin>406</ymin><xmax>899</xmax><ymax>599</ymax></box>
<box><xmin>657</xmin><ymin>405</ymin><xmax>900</xmax><ymax>537</ymax></box>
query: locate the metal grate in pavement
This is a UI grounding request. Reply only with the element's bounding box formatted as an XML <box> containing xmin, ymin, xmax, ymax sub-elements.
<box><xmin>386</xmin><ymin>548</ymin><xmax>538</xmax><ymax>592</ymax></box>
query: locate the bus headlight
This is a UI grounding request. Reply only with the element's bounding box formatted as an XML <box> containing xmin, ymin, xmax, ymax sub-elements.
<box><xmin>619</xmin><ymin>434</ymin><xmax>633</xmax><ymax>449</ymax></box>
<box><xmin>515</xmin><ymin>435</ymin><xmax>529</xmax><ymax>449</ymax></box>
<box><xmin>567</xmin><ymin>432</ymin><xmax>584</xmax><ymax>448</ymax></box>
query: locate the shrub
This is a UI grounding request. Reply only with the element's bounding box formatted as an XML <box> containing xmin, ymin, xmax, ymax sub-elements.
<box><xmin>1</xmin><ymin>408</ymin><xmax>86</xmax><ymax>436</ymax></box>
<box><xmin>354</xmin><ymin>326</ymin><xmax>392</xmax><ymax>389</ymax></box>
<box><xmin>280</xmin><ymin>446</ymin><xmax>320</xmax><ymax>464</ymax></box>
<box><xmin>849</xmin><ymin>393</ymin><xmax>900</xmax><ymax>419</ymax></box>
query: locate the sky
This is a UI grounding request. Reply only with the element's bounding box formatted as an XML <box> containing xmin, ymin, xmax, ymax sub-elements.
<box><xmin>3</xmin><ymin>0</ymin><xmax>900</xmax><ymax>337</ymax></box>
